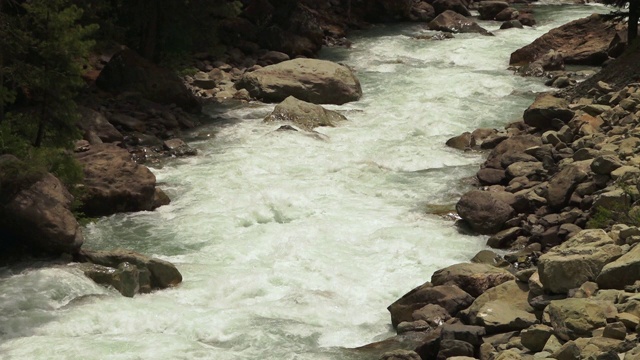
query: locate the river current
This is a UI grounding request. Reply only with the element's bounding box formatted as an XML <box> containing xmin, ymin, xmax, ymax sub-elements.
<box><xmin>0</xmin><ymin>4</ymin><xmax>606</xmax><ymax>359</ymax></box>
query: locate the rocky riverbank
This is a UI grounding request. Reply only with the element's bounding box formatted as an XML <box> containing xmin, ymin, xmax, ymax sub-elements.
<box><xmin>366</xmin><ymin>13</ymin><xmax>640</xmax><ymax>360</ymax></box>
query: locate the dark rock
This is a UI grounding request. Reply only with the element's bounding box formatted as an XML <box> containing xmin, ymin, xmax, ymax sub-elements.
<box><xmin>428</xmin><ymin>11</ymin><xmax>491</xmax><ymax>35</ymax></box>
<box><xmin>0</xmin><ymin>158</ymin><xmax>83</xmax><ymax>256</ymax></box>
<box><xmin>456</xmin><ymin>190</ymin><xmax>514</xmax><ymax>234</ymax></box>
<box><xmin>75</xmin><ymin>143</ymin><xmax>166</xmax><ymax>216</ymax></box>
<box><xmin>523</xmin><ymin>93</ymin><xmax>574</xmax><ymax>130</ymax></box>
<box><xmin>478</xmin><ymin>1</ymin><xmax>509</xmax><ymax>20</ymax></box>
<box><xmin>432</xmin><ymin>0</ymin><xmax>471</xmax><ymax>16</ymax></box>
<box><xmin>437</xmin><ymin>339</ymin><xmax>474</xmax><ymax>360</ymax></box>
<box><xmin>477</xmin><ymin>168</ymin><xmax>506</xmax><ymax>185</ymax></box>
<box><xmin>96</xmin><ymin>49</ymin><xmax>201</xmax><ymax>113</ymax></box>
<box><xmin>431</xmin><ymin>262</ymin><xmax>515</xmax><ymax>298</ymax></box>
<box><xmin>501</xmin><ymin>20</ymin><xmax>523</xmax><ymax>30</ymax></box>
<box><xmin>510</xmin><ymin>14</ymin><xmax>622</xmax><ymax>67</ymax></box>
<box><xmin>77</xmin><ymin>248</ymin><xmax>182</xmax><ymax>289</ymax></box>
<box><xmin>388</xmin><ymin>283</ymin><xmax>474</xmax><ymax>327</ymax></box>
<box><xmin>440</xmin><ymin>323</ymin><xmax>486</xmax><ymax>346</ymax></box>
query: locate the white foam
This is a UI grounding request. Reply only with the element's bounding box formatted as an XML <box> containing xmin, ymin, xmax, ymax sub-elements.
<box><xmin>0</xmin><ymin>5</ymin><xmax>606</xmax><ymax>359</ymax></box>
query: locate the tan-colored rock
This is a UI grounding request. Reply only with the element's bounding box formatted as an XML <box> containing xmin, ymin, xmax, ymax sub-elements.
<box><xmin>538</xmin><ymin>230</ymin><xmax>622</xmax><ymax>294</ymax></box>
<box><xmin>523</xmin><ymin>93</ymin><xmax>574</xmax><ymax>129</ymax></box>
<box><xmin>236</xmin><ymin>58</ymin><xmax>362</xmax><ymax>105</ymax></box>
<box><xmin>597</xmin><ymin>243</ymin><xmax>640</xmax><ymax>289</ymax></box>
<box><xmin>545</xmin><ymin>298</ymin><xmax>617</xmax><ymax>340</ymax></box>
<box><xmin>460</xmin><ymin>281</ymin><xmax>537</xmax><ymax>333</ymax></box>
<box><xmin>431</xmin><ymin>262</ymin><xmax>515</xmax><ymax>297</ymax></box>
<box><xmin>264</xmin><ymin>96</ymin><xmax>347</xmax><ymax>131</ymax></box>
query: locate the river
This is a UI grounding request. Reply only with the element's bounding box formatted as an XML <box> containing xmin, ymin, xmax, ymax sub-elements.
<box><xmin>0</xmin><ymin>4</ymin><xmax>606</xmax><ymax>359</ymax></box>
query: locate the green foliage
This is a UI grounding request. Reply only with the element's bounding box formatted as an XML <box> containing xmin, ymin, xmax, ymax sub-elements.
<box><xmin>587</xmin><ymin>183</ymin><xmax>640</xmax><ymax>228</ymax></box>
<box><xmin>0</xmin><ymin>155</ymin><xmax>46</xmax><ymax>203</ymax></box>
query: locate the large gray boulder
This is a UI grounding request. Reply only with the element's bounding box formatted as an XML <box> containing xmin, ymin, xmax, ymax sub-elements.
<box><xmin>538</xmin><ymin>230</ymin><xmax>623</xmax><ymax>294</ymax></box>
<box><xmin>431</xmin><ymin>263</ymin><xmax>515</xmax><ymax>297</ymax></box>
<box><xmin>460</xmin><ymin>281</ymin><xmax>538</xmax><ymax>334</ymax></box>
<box><xmin>597</xmin><ymin>243</ymin><xmax>640</xmax><ymax>289</ymax></box>
<box><xmin>75</xmin><ymin>143</ymin><xmax>169</xmax><ymax>217</ymax></box>
<box><xmin>236</xmin><ymin>59</ymin><xmax>362</xmax><ymax>105</ymax></box>
<box><xmin>427</xmin><ymin>11</ymin><xmax>491</xmax><ymax>35</ymax></box>
<box><xmin>545</xmin><ymin>298</ymin><xmax>617</xmax><ymax>340</ymax></box>
<box><xmin>0</xmin><ymin>156</ymin><xmax>83</xmax><ymax>255</ymax></box>
<box><xmin>456</xmin><ymin>190</ymin><xmax>514</xmax><ymax>234</ymax></box>
<box><xmin>264</xmin><ymin>96</ymin><xmax>347</xmax><ymax>131</ymax></box>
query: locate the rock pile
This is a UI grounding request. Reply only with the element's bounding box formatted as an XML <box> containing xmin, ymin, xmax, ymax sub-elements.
<box><xmin>372</xmin><ymin>81</ymin><xmax>640</xmax><ymax>360</ymax></box>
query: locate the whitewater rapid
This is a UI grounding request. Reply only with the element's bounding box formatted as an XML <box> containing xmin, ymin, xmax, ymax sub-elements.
<box><xmin>0</xmin><ymin>4</ymin><xmax>606</xmax><ymax>359</ymax></box>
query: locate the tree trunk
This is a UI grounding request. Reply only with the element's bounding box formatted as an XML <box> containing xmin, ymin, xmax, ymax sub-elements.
<box><xmin>629</xmin><ymin>0</ymin><xmax>639</xmax><ymax>42</ymax></box>
<box><xmin>0</xmin><ymin>0</ymin><xmax>5</xmax><ymax>125</ymax></box>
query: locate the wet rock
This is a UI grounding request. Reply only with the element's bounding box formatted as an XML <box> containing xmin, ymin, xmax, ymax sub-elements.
<box><xmin>427</xmin><ymin>11</ymin><xmax>492</xmax><ymax>36</ymax></box>
<box><xmin>446</xmin><ymin>132</ymin><xmax>474</xmax><ymax>150</ymax></box>
<box><xmin>510</xmin><ymin>14</ymin><xmax>622</xmax><ymax>67</ymax></box>
<box><xmin>236</xmin><ymin>58</ymin><xmax>362</xmax><ymax>105</ymax></box>
<box><xmin>163</xmin><ymin>138</ymin><xmax>197</xmax><ymax>157</ymax></box>
<box><xmin>501</xmin><ymin>20</ymin><xmax>523</xmax><ymax>30</ymax></box>
<box><xmin>77</xmin><ymin>248</ymin><xmax>182</xmax><ymax>289</ymax></box>
<box><xmin>431</xmin><ymin>262</ymin><xmax>515</xmax><ymax>297</ymax></box>
<box><xmin>264</xmin><ymin>96</ymin><xmax>347</xmax><ymax>131</ymax></box>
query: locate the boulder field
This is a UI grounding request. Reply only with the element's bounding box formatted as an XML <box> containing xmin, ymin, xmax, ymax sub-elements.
<box><xmin>369</xmin><ymin>79</ymin><xmax>640</xmax><ymax>359</ymax></box>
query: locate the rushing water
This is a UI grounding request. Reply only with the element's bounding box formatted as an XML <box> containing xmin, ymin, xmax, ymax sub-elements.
<box><xmin>0</xmin><ymin>4</ymin><xmax>607</xmax><ymax>360</ymax></box>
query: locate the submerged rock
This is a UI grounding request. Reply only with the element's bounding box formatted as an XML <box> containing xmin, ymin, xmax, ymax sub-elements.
<box><xmin>77</xmin><ymin>248</ymin><xmax>182</xmax><ymax>290</ymax></box>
